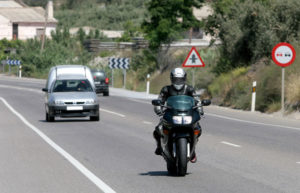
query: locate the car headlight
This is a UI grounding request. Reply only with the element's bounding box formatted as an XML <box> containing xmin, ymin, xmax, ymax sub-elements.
<box><xmin>54</xmin><ymin>100</ymin><xmax>64</xmax><ymax>105</ymax></box>
<box><xmin>85</xmin><ymin>99</ymin><xmax>96</xmax><ymax>105</ymax></box>
<box><xmin>172</xmin><ymin>116</ymin><xmax>192</xmax><ymax>124</ymax></box>
<box><xmin>173</xmin><ymin>116</ymin><xmax>182</xmax><ymax>124</ymax></box>
<box><xmin>183</xmin><ymin>116</ymin><xmax>192</xmax><ymax>124</ymax></box>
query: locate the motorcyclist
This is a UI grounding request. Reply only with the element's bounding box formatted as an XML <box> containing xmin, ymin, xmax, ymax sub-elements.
<box><xmin>153</xmin><ymin>67</ymin><xmax>203</xmax><ymax>163</ymax></box>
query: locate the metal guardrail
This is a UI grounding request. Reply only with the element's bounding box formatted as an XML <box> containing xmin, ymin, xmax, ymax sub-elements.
<box><xmin>83</xmin><ymin>39</ymin><xmax>220</xmax><ymax>52</ymax></box>
<box><xmin>84</xmin><ymin>39</ymin><xmax>148</xmax><ymax>52</ymax></box>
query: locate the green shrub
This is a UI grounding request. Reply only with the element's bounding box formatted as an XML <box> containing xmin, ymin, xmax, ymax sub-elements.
<box><xmin>255</xmin><ymin>65</ymin><xmax>281</xmax><ymax>112</ymax></box>
<box><xmin>208</xmin><ymin>67</ymin><xmax>250</xmax><ymax>106</ymax></box>
<box><xmin>55</xmin><ymin>0</ymin><xmax>149</xmax><ymax>30</ymax></box>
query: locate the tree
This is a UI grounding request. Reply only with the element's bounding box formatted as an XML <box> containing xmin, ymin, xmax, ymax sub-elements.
<box><xmin>205</xmin><ymin>0</ymin><xmax>300</xmax><ymax>74</ymax></box>
<box><xmin>77</xmin><ymin>28</ymin><xmax>86</xmax><ymax>44</ymax></box>
<box><xmin>143</xmin><ymin>0</ymin><xmax>204</xmax><ymax>51</ymax></box>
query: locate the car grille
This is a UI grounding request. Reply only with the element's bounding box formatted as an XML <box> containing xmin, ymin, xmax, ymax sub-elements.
<box><xmin>64</xmin><ymin>102</ymin><xmax>85</xmax><ymax>105</ymax></box>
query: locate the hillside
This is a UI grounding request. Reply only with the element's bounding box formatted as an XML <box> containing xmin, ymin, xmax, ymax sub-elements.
<box><xmin>22</xmin><ymin>0</ymin><xmax>148</xmax><ymax>30</ymax></box>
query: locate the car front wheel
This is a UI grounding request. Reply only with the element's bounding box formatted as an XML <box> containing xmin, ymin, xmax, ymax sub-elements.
<box><xmin>46</xmin><ymin>112</ymin><xmax>55</xmax><ymax>122</ymax></box>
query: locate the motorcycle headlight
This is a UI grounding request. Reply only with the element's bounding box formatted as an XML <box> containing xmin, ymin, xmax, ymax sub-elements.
<box><xmin>173</xmin><ymin>116</ymin><xmax>182</xmax><ymax>124</ymax></box>
<box><xmin>54</xmin><ymin>100</ymin><xmax>64</xmax><ymax>105</ymax></box>
<box><xmin>183</xmin><ymin>116</ymin><xmax>192</xmax><ymax>124</ymax></box>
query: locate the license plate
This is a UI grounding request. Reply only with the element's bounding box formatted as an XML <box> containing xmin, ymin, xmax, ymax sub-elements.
<box><xmin>67</xmin><ymin>106</ymin><xmax>83</xmax><ymax>111</ymax></box>
<box><xmin>95</xmin><ymin>82</ymin><xmax>100</xmax><ymax>84</ymax></box>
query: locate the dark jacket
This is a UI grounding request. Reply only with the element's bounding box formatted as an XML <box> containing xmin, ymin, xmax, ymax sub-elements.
<box><xmin>158</xmin><ymin>84</ymin><xmax>196</xmax><ymax>104</ymax></box>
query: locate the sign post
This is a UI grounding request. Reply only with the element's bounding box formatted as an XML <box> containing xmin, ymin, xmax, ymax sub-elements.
<box><xmin>109</xmin><ymin>58</ymin><xmax>130</xmax><ymax>89</ymax></box>
<box><xmin>4</xmin><ymin>59</ymin><xmax>21</xmax><ymax>76</ymax></box>
<box><xmin>1</xmin><ymin>60</ymin><xmax>5</xmax><ymax>73</ymax></box>
<box><xmin>146</xmin><ymin>74</ymin><xmax>150</xmax><ymax>95</ymax></box>
<box><xmin>182</xmin><ymin>47</ymin><xmax>205</xmax><ymax>87</ymax></box>
<box><xmin>272</xmin><ymin>42</ymin><xmax>296</xmax><ymax>116</ymax></box>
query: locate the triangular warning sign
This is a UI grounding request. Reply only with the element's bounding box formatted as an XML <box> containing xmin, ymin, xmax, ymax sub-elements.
<box><xmin>182</xmin><ymin>47</ymin><xmax>205</xmax><ymax>67</ymax></box>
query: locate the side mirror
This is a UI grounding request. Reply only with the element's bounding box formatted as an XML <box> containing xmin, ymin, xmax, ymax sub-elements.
<box><xmin>42</xmin><ymin>88</ymin><xmax>48</xmax><ymax>92</ymax></box>
<box><xmin>201</xmin><ymin>99</ymin><xmax>211</xmax><ymax>106</ymax></box>
<box><xmin>152</xmin><ymin>99</ymin><xmax>162</xmax><ymax>106</ymax></box>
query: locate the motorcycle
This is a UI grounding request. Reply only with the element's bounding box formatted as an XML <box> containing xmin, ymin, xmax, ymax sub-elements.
<box><xmin>152</xmin><ymin>95</ymin><xmax>211</xmax><ymax>176</ymax></box>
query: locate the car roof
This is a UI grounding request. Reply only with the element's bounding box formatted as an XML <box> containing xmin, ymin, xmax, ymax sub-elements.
<box><xmin>91</xmin><ymin>69</ymin><xmax>105</xmax><ymax>73</ymax></box>
<box><xmin>56</xmin><ymin>75</ymin><xmax>87</xmax><ymax>80</ymax></box>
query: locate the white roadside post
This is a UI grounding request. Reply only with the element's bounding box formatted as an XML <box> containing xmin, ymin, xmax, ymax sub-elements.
<box><xmin>19</xmin><ymin>65</ymin><xmax>22</xmax><ymax>78</ymax></box>
<box><xmin>251</xmin><ymin>81</ymin><xmax>256</xmax><ymax>112</ymax></box>
<box><xmin>146</xmin><ymin>74</ymin><xmax>150</xmax><ymax>95</ymax></box>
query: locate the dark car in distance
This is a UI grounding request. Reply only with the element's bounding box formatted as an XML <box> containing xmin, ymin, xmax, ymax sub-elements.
<box><xmin>91</xmin><ymin>69</ymin><xmax>109</xmax><ymax>96</ymax></box>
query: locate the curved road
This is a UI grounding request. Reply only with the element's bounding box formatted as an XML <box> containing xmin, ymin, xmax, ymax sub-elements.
<box><xmin>0</xmin><ymin>75</ymin><xmax>300</xmax><ymax>193</ymax></box>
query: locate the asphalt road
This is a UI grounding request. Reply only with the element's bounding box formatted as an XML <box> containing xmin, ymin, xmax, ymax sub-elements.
<box><xmin>0</xmin><ymin>75</ymin><xmax>300</xmax><ymax>193</ymax></box>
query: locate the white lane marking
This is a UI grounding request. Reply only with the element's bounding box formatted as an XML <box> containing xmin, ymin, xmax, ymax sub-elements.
<box><xmin>0</xmin><ymin>97</ymin><xmax>116</xmax><ymax>193</ymax></box>
<box><xmin>143</xmin><ymin>121</ymin><xmax>153</xmax><ymax>125</ymax></box>
<box><xmin>221</xmin><ymin>141</ymin><xmax>241</xmax><ymax>148</ymax></box>
<box><xmin>297</xmin><ymin>162</ymin><xmax>300</xmax><ymax>164</ymax></box>
<box><xmin>0</xmin><ymin>84</ymin><xmax>42</xmax><ymax>94</ymax></box>
<box><xmin>100</xmin><ymin>108</ymin><xmax>125</xmax><ymax>118</ymax></box>
<box><xmin>206</xmin><ymin>113</ymin><xmax>300</xmax><ymax>131</ymax></box>
<box><xmin>128</xmin><ymin>98</ymin><xmax>152</xmax><ymax>104</ymax></box>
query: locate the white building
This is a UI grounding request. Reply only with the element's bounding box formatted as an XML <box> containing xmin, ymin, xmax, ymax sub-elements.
<box><xmin>0</xmin><ymin>0</ymin><xmax>57</xmax><ymax>40</ymax></box>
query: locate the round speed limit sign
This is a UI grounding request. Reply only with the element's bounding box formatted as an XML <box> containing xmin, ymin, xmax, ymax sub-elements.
<box><xmin>272</xmin><ymin>42</ymin><xmax>296</xmax><ymax>67</ymax></box>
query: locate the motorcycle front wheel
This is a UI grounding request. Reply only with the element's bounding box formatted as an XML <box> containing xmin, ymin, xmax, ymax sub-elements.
<box><xmin>176</xmin><ymin>138</ymin><xmax>188</xmax><ymax>176</ymax></box>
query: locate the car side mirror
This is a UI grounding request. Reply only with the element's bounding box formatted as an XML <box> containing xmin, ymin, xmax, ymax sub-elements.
<box><xmin>201</xmin><ymin>99</ymin><xmax>211</xmax><ymax>106</ymax></box>
<box><xmin>42</xmin><ymin>88</ymin><xmax>48</xmax><ymax>92</ymax></box>
<box><xmin>152</xmin><ymin>99</ymin><xmax>162</xmax><ymax>106</ymax></box>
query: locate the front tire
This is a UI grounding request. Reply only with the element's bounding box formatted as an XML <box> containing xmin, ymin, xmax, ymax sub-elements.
<box><xmin>46</xmin><ymin>112</ymin><xmax>55</xmax><ymax>122</ymax></box>
<box><xmin>177</xmin><ymin>138</ymin><xmax>188</xmax><ymax>176</ymax></box>
<box><xmin>103</xmin><ymin>91</ymin><xmax>109</xmax><ymax>96</ymax></box>
<box><xmin>90</xmin><ymin>110</ymin><xmax>100</xmax><ymax>121</ymax></box>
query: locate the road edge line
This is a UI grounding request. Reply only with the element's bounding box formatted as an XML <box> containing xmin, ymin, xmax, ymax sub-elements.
<box><xmin>0</xmin><ymin>97</ymin><xmax>116</xmax><ymax>193</ymax></box>
<box><xmin>206</xmin><ymin>113</ymin><xmax>300</xmax><ymax>131</ymax></box>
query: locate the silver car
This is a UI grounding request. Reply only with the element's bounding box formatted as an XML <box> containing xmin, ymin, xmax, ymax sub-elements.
<box><xmin>42</xmin><ymin>75</ymin><xmax>99</xmax><ymax>122</ymax></box>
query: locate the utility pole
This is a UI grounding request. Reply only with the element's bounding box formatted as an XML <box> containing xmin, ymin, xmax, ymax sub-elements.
<box><xmin>40</xmin><ymin>1</ymin><xmax>49</xmax><ymax>52</ymax></box>
<box><xmin>189</xmin><ymin>28</ymin><xmax>193</xmax><ymax>44</ymax></box>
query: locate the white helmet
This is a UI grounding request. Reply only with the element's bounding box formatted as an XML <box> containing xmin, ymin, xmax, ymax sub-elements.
<box><xmin>170</xmin><ymin>68</ymin><xmax>186</xmax><ymax>90</ymax></box>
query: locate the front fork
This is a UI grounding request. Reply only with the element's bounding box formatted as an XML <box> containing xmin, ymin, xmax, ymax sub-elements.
<box><xmin>172</xmin><ymin>136</ymin><xmax>191</xmax><ymax>158</ymax></box>
<box><xmin>172</xmin><ymin>142</ymin><xmax>191</xmax><ymax>158</ymax></box>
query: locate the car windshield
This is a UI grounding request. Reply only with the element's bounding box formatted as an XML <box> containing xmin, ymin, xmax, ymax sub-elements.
<box><xmin>166</xmin><ymin>95</ymin><xmax>195</xmax><ymax>110</ymax></box>
<box><xmin>52</xmin><ymin>79</ymin><xmax>93</xmax><ymax>92</ymax></box>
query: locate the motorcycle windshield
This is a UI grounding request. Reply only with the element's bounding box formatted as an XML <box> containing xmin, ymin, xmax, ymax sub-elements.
<box><xmin>166</xmin><ymin>95</ymin><xmax>195</xmax><ymax>111</ymax></box>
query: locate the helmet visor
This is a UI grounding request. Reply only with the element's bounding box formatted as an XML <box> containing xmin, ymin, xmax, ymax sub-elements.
<box><xmin>172</xmin><ymin>77</ymin><xmax>185</xmax><ymax>85</ymax></box>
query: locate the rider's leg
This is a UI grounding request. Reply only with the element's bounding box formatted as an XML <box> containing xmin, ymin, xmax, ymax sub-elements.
<box><xmin>153</xmin><ymin>123</ymin><xmax>162</xmax><ymax>155</ymax></box>
<box><xmin>191</xmin><ymin>122</ymin><xmax>202</xmax><ymax>163</ymax></box>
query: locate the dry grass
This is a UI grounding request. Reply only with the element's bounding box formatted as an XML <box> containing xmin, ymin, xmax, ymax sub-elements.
<box><xmin>286</xmin><ymin>73</ymin><xmax>300</xmax><ymax>105</ymax></box>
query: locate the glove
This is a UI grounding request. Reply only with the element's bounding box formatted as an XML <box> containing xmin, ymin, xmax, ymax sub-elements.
<box><xmin>154</xmin><ymin>106</ymin><xmax>163</xmax><ymax>116</ymax></box>
<box><xmin>197</xmin><ymin>106</ymin><xmax>204</xmax><ymax>115</ymax></box>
